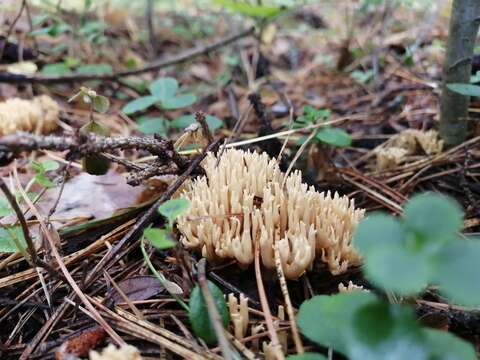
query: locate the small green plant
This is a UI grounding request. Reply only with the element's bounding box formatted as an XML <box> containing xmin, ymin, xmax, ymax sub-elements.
<box><xmin>30</xmin><ymin>160</ymin><xmax>60</xmax><ymax>188</ymax></box>
<box><xmin>69</xmin><ymin>87</ymin><xmax>111</xmax><ymax>176</ymax></box>
<box><xmin>141</xmin><ymin>197</ymin><xmax>229</xmax><ymax>344</ymax></box>
<box><xmin>350</xmin><ymin>69</ymin><xmax>374</xmax><ymax>84</ymax></box>
<box><xmin>292</xmin><ymin>192</ymin><xmax>479</xmax><ymax>360</ymax></box>
<box><xmin>214</xmin><ymin>0</ymin><xmax>287</xmax><ymax>18</ymax></box>
<box><xmin>122</xmin><ymin>77</ymin><xmax>197</xmax><ymax>115</ymax></box>
<box><xmin>188</xmin><ymin>280</ymin><xmax>230</xmax><ymax>344</ymax></box>
<box><xmin>295</xmin><ymin>105</ymin><xmax>352</xmax><ymax>147</ymax></box>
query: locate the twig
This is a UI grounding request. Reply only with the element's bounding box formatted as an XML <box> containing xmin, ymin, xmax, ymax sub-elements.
<box><xmin>273</xmin><ymin>243</ymin><xmax>304</xmax><ymax>355</ymax></box>
<box><xmin>195</xmin><ymin>111</ymin><xmax>214</xmax><ymax>145</ymax></box>
<box><xmin>0</xmin><ymin>27</ymin><xmax>255</xmax><ymax>84</ymax></box>
<box><xmin>197</xmin><ymin>259</ymin><xmax>236</xmax><ymax>360</ymax></box>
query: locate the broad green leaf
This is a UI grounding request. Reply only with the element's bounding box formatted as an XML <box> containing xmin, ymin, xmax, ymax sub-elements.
<box><xmin>144</xmin><ymin>228</ymin><xmax>176</xmax><ymax>250</ymax></box>
<box><xmin>122</xmin><ymin>95</ymin><xmax>159</xmax><ymax>114</ymax></box>
<box><xmin>76</xmin><ymin>63</ymin><xmax>113</xmax><ymax>75</ymax></box>
<box><xmin>41</xmin><ymin>63</ymin><xmax>72</xmax><ymax>75</ymax></box>
<box><xmin>286</xmin><ymin>354</ymin><xmax>328</xmax><ymax>360</ymax></box>
<box><xmin>161</xmin><ymin>94</ymin><xmax>197</xmax><ymax>110</ymax></box>
<box><xmin>35</xmin><ymin>174</ymin><xmax>55</xmax><ymax>188</ymax></box>
<box><xmin>93</xmin><ymin>95</ymin><xmax>110</xmax><ymax>113</ymax></box>
<box><xmin>434</xmin><ymin>240</ymin><xmax>480</xmax><ymax>306</ymax></box>
<box><xmin>362</xmin><ymin>242</ymin><xmax>433</xmax><ymax>295</ymax></box>
<box><xmin>158</xmin><ymin>198</ymin><xmax>190</xmax><ymax>226</ymax></box>
<box><xmin>423</xmin><ymin>328</ymin><xmax>477</xmax><ymax>360</ymax></box>
<box><xmin>0</xmin><ymin>226</ymin><xmax>26</xmax><ymax>253</ymax></box>
<box><xmin>316</xmin><ymin>128</ymin><xmax>352</xmax><ymax>147</ymax></box>
<box><xmin>188</xmin><ymin>281</ymin><xmax>229</xmax><ymax>344</ymax></box>
<box><xmin>349</xmin><ymin>301</ymin><xmax>427</xmax><ymax>360</ymax></box>
<box><xmin>137</xmin><ymin>117</ymin><xmax>168</xmax><ymax>135</ymax></box>
<box><xmin>298</xmin><ymin>292</ymin><xmax>377</xmax><ymax>355</ymax></box>
<box><xmin>404</xmin><ymin>192</ymin><xmax>463</xmax><ymax>245</ymax></box>
<box><xmin>149</xmin><ymin>78</ymin><xmax>178</xmax><ymax>101</ymax></box>
<box><xmin>41</xmin><ymin>160</ymin><xmax>60</xmax><ymax>172</ymax></box>
<box><xmin>354</xmin><ymin>213</ymin><xmax>405</xmax><ymax>252</ymax></box>
<box><xmin>0</xmin><ymin>197</ymin><xmax>13</xmax><ymax>217</ymax></box>
<box><xmin>214</xmin><ymin>0</ymin><xmax>285</xmax><ymax>18</ymax></box>
<box><xmin>447</xmin><ymin>83</ymin><xmax>480</xmax><ymax>97</ymax></box>
<box><xmin>170</xmin><ymin>114</ymin><xmax>224</xmax><ymax>130</ymax></box>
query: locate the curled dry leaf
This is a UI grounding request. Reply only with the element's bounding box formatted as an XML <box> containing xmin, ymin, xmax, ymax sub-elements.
<box><xmin>106</xmin><ymin>275</ymin><xmax>166</xmax><ymax>304</ymax></box>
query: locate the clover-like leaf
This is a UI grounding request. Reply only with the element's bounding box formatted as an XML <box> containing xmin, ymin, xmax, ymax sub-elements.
<box><xmin>158</xmin><ymin>198</ymin><xmax>190</xmax><ymax>227</ymax></box>
<box><xmin>188</xmin><ymin>281</ymin><xmax>230</xmax><ymax>344</ymax></box>
<box><xmin>404</xmin><ymin>192</ymin><xmax>463</xmax><ymax>245</ymax></box>
<box><xmin>137</xmin><ymin>117</ymin><xmax>168</xmax><ymax>135</ymax></box>
<box><xmin>122</xmin><ymin>95</ymin><xmax>159</xmax><ymax>114</ymax></box>
<box><xmin>149</xmin><ymin>77</ymin><xmax>178</xmax><ymax>101</ymax></box>
<box><xmin>161</xmin><ymin>93</ymin><xmax>197</xmax><ymax>110</ymax></box>
<box><xmin>362</xmin><ymin>243</ymin><xmax>433</xmax><ymax>295</ymax></box>
<box><xmin>434</xmin><ymin>240</ymin><xmax>480</xmax><ymax>306</ymax></box>
<box><xmin>423</xmin><ymin>328</ymin><xmax>477</xmax><ymax>360</ymax></box>
<box><xmin>354</xmin><ymin>213</ymin><xmax>405</xmax><ymax>252</ymax></box>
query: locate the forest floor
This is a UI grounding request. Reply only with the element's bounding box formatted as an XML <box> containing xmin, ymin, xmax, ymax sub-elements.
<box><xmin>1</xmin><ymin>1</ymin><xmax>479</xmax><ymax>359</ymax></box>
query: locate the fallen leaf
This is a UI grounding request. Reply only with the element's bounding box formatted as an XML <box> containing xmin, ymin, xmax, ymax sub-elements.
<box><xmin>107</xmin><ymin>275</ymin><xmax>166</xmax><ymax>304</ymax></box>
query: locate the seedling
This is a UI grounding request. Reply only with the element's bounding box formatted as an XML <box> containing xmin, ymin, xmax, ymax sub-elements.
<box><xmin>294</xmin><ymin>105</ymin><xmax>352</xmax><ymax>147</ymax></box>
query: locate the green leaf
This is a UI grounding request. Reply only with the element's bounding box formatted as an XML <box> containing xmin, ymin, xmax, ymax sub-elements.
<box><xmin>362</xmin><ymin>243</ymin><xmax>433</xmax><ymax>295</ymax></box>
<box><xmin>41</xmin><ymin>63</ymin><xmax>72</xmax><ymax>75</ymax></box>
<box><xmin>35</xmin><ymin>174</ymin><xmax>55</xmax><ymax>188</ymax></box>
<box><xmin>41</xmin><ymin>160</ymin><xmax>60</xmax><ymax>172</ymax></box>
<box><xmin>434</xmin><ymin>240</ymin><xmax>480</xmax><ymax>306</ymax></box>
<box><xmin>404</xmin><ymin>192</ymin><xmax>463</xmax><ymax>245</ymax></box>
<box><xmin>0</xmin><ymin>226</ymin><xmax>26</xmax><ymax>253</ymax></box>
<box><xmin>149</xmin><ymin>77</ymin><xmax>178</xmax><ymax>101</ymax></box>
<box><xmin>286</xmin><ymin>354</ymin><xmax>328</xmax><ymax>360</ymax></box>
<box><xmin>144</xmin><ymin>228</ymin><xmax>176</xmax><ymax>250</ymax></box>
<box><xmin>93</xmin><ymin>95</ymin><xmax>110</xmax><ymax>113</ymax></box>
<box><xmin>315</xmin><ymin>128</ymin><xmax>352</xmax><ymax>147</ymax></box>
<box><xmin>122</xmin><ymin>95</ymin><xmax>159</xmax><ymax>114</ymax></box>
<box><xmin>214</xmin><ymin>0</ymin><xmax>285</xmax><ymax>18</ymax></box>
<box><xmin>30</xmin><ymin>160</ymin><xmax>45</xmax><ymax>174</ymax></box>
<box><xmin>137</xmin><ymin>117</ymin><xmax>168</xmax><ymax>135</ymax></box>
<box><xmin>188</xmin><ymin>281</ymin><xmax>230</xmax><ymax>344</ymax></box>
<box><xmin>354</xmin><ymin>213</ymin><xmax>405</xmax><ymax>252</ymax></box>
<box><xmin>161</xmin><ymin>94</ymin><xmax>197</xmax><ymax>110</ymax></box>
<box><xmin>80</xmin><ymin>120</ymin><xmax>109</xmax><ymax>136</ymax></box>
<box><xmin>170</xmin><ymin>114</ymin><xmax>224</xmax><ymax>130</ymax></box>
<box><xmin>76</xmin><ymin>63</ymin><xmax>113</xmax><ymax>75</ymax></box>
<box><xmin>446</xmin><ymin>83</ymin><xmax>480</xmax><ymax>97</ymax></box>
<box><xmin>299</xmin><ymin>292</ymin><xmax>428</xmax><ymax>360</ymax></box>
<box><xmin>0</xmin><ymin>197</ymin><xmax>13</xmax><ymax>217</ymax></box>
<box><xmin>298</xmin><ymin>292</ymin><xmax>377</xmax><ymax>354</ymax></box>
<box><xmin>423</xmin><ymin>328</ymin><xmax>477</xmax><ymax>360</ymax></box>
<box><xmin>158</xmin><ymin>198</ymin><xmax>190</xmax><ymax>226</ymax></box>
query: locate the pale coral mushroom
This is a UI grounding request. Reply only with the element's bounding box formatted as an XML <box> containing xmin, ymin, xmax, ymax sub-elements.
<box><xmin>0</xmin><ymin>95</ymin><xmax>59</xmax><ymax>136</ymax></box>
<box><xmin>89</xmin><ymin>344</ymin><xmax>142</xmax><ymax>360</ymax></box>
<box><xmin>177</xmin><ymin>149</ymin><xmax>365</xmax><ymax>279</ymax></box>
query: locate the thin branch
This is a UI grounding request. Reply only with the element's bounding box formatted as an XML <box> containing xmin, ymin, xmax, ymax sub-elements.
<box><xmin>0</xmin><ymin>27</ymin><xmax>255</xmax><ymax>84</ymax></box>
